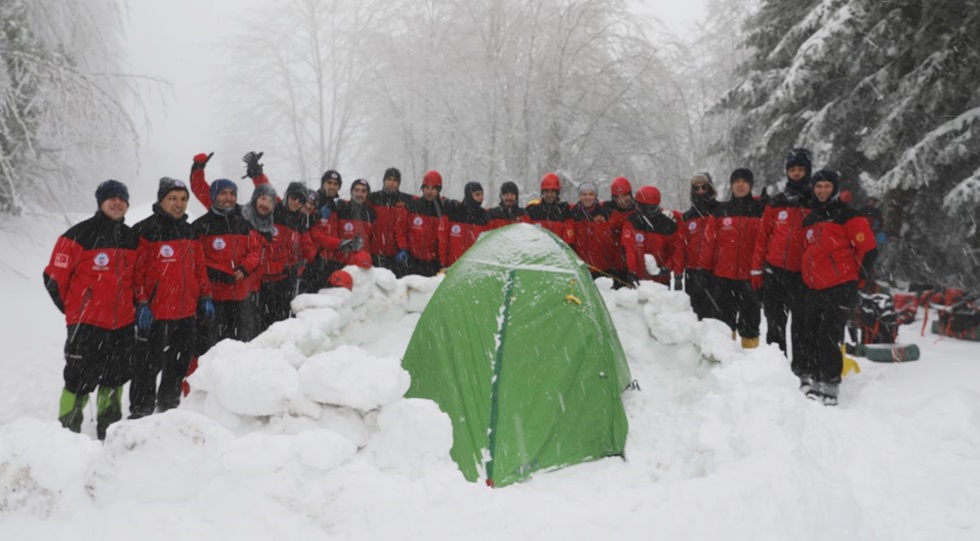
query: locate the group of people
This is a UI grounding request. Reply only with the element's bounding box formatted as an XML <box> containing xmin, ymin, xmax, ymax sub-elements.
<box><xmin>42</xmin><ymin>147</ymin><xmax>877</xmax><ymax>439</ymax></box>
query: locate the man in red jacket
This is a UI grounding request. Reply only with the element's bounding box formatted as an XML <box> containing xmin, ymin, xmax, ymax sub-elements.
<box><xmin>712</xmin><ymin>169</ymin><xmax>764</xmax><ymax>348</ymax></box>
<box><xmin>130</xmin><ymin>178</ymin><xmax>214</xmax><ymax>418</ymax></box>
<box><xmin>401</xmin><ymin>170</ymin><xmax>447</xmax><ymax>276</ymax></box>
<box><xmin>43</xmin><ymin>180</ymin><xmax>139</xmax><ymax>439</ymax></box>
<box><xmin>673</xmin><ymin>173</ymin><xmax>720</xmax><ymax>319</ymax></box>
<box><xmin>752</xmin><ymin>148</ymin><xmax>813</xmax><ymax>359</ymax></box>
<box><xmin>487</xmin><ymin>181</ymin><xmax>529</xmax><ymax>230</ymax></box>
<box><xmin>369</xmin><ymin>167</ymin><xmax>412</xmax><ymax>276</ymax></box>
<box><xmin>798</xmin><ymin>169</ymin><xmax>876</xmax><ymax>405</ymax></box>
<box><xmin>440</xmin><ymin>181</ymin><xmax>489</xmax><ymax>267</ymax></box>
<box><xmin>622</xmin><ymin>186</ymin><xmax>679</xmax><ymax>286</ymax></box>
<box><xmin>527</xmin><ymin>173</ymin><xmax>575</xmax><ymax>244</ymax></box>
<box><xmin>571</xmin><ymin>181</ymin><xmax>617</xmax><ymax>281</ymax></box>
<box><xmin>605</xmin><ymin>176</ymin><xmax>637</xmax><ymax>288</ymax></box>
<box><xmin>192</xmin><ymin>177</ymin><xmax>264</xmax><ymax>349</ymax></box>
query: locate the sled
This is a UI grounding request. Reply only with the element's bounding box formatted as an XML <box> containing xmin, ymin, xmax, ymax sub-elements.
<box><xmin>930</xmin><ymin>321</ymin><xmax>980</xmax><ymax>342</ymax></box>
<box><xmin>855</xmin><ymin>343</ymin><xmax>920</xmax><ymax>362</ymax></box>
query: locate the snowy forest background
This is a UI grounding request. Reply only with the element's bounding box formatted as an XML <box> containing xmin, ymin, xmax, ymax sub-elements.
<box><xmin>1</xmin><ymin>0</ymin><xmax>978</xmax><ymax>289</ymax></box>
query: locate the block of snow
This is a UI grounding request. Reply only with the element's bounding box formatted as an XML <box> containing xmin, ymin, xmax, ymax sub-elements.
<box><xmin>208</xmin><ymin>348</ymin><xmax>300</xmax><ymax>416</ymax></box>
<box><xmin>298</xmin><ymin>345</ymin><xmax>410</xmax><ymax>411</ymax></box>
<box><xmin>370</xmin><ymin>398</ymin><xmax>454</xmax><ymax>475</ymax></box>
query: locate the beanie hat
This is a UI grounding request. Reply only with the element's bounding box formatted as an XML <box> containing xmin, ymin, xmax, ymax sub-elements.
<box><xmin>210</xmin><ymin>178</ymin><xmax>238</xmax><ymax>204</ymax></box>
<box><xmin>578</xmin><ymin>181</ymin><xmax>598</xmax><ymax>195</ymax></box>
<box><xmin>321</xmin><ymin>169</ymin><xmax>342</xmax><ymax>187</ymax></box>
<box><xmin>96</xmin><ymin>179</ymin><xmax>129</xmax><ymax>206</ymax></box>
<box><xmin>811</xmin><ymin>169</ymin><xmax>840</xmax><ymax>197</ymax></box>
<box><xmin>730</xmin><ymin>168</ymin><xmax>754</xmax><ymax>188</ymax></box>
<box><xmin>251</xmin><ymin>183</ymin><xmax>277</xmax><ymax>205</ymax></box>
<box><xmin>383</xmin><ymin>167</ymin><xmax>401</xmax><ymax>183</ymax></box>
<box><xmin>285</xmin><ymin>181</ymin><xmax>309</xmax><ymax>204</ymax></box>
<box><xmin>690</xmin><ymin>173</ymin><xmax>717</xmax><ymax>199</ymax></box>
<box><xmin>156</xmin><ymin>177</ymin><xmax>188</xmax><ymax>202</ymax></box>
<box><xmin>351</xmin><ymin>250</ymin><xmax>372</xmax><ymax>269</ymax></box>
<box><xmin>500</xmin><ymin>181</ymin><xmax>519</xmax><ymax>196</ymax></box>
<box><xmin>351</xmin><ymin>179</ymin><xmax>370</xmax><ymax>194</ymax></box>
<box><xmin>785</xmin><ymin>148</ymin><xmax>813</xmax><ymax>173</ymax></box>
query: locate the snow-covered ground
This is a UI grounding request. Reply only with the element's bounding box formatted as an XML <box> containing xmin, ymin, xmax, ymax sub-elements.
<box><xmin>2</xmin><ymin>211</ymin><xmax>979</xmax><ymax>541</ymax></box>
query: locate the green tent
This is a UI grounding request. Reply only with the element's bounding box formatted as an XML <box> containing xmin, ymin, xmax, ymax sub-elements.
<box><xmin>402</xmin><ymin>223</ymin><xmax>631</xmax><ymax>487</ymax></box>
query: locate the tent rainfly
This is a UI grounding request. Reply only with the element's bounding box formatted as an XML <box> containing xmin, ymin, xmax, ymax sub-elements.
<box><xmin>402</xmin><ymin>223</ymin><xmax>631</xmax><ymax>487</ymax></box>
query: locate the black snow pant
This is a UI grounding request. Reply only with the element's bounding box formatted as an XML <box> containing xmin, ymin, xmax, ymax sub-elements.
<box><xmin>60</xmin><ymin>324</ymin><xmax>134</xmax><ymax>438</ymax></box>
<box><xmin>685</xmin><ymin>269</ymin><xmax>721</xmax><ymax>321</ymax></box>
<box><xmin>129</xmin><ymin>316</ymin><xmax>196</xmax><ymax>417</ymax></box>
<box><xmin>795</xmin><ymin>281</ymin><xmax>858</xmax><ymax>385</ymax></box>
<box><xmin>763</xmin><ymin>266</ymin><xmax>807</xmax><ymax>361</ymax></box>
<box><xmin>260</xmin><ymin>278</ymin><xmax>295</xmax><ymax>332</ymax></box>
<box><xmin>407</xmin><ymin>255</ymin><xmax>441</xmax><ymax>278</ymax></box>
<box><xmin>715</xmin><ymin>277</ymin><xmax>761</xmax><ymax>338</ymax></box>
<box><xmin>201</xmin><ymin>297</ymin><xmax>256</xmax><ymax>353</ymax></box>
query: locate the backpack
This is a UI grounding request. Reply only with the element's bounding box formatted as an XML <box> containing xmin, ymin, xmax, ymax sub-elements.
<box><xmin>856</xmin><ymin>292</ymin><xmax>914</xmax><ymax>344</ymax></box>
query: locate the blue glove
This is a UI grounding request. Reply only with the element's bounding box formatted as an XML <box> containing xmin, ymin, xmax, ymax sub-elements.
<box><xmin>319</xmin><ymin>205</ymin><xmax>331</xmax><ymax>220</ymax></box>
<box><xmin>199</xmin><ymin>298</ymin><xmax>215</xmax><ymax>321</ymax></box>
<box><xmin>135</xmin><ymin>303</ymin><xmax>153</xmax><ymax>331</ymax></box>
<box><xmin>395</xmin><ymin>249</ymin><xmax>409</xmax><ymax>265</ymax></box>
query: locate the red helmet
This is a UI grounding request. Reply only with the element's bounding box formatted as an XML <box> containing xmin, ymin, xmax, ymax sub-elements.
<box><xmin>540</xmin><ymin>173</ymin><xmax>561</xmax><ymax>191</ymax></box>
<box><xmin>328</xmin><ymin>270</ymin><xmax>353</xmax><ymax>290</ymax></box>
<box><xmin>635</xmin><ymin>186</ymin><xmax>661</xmax><ymax>206</ymax></box>
<box><xmin>610</xmin><ymin>176</ymin><xmax>632</xmax><ymax>196</ymax></box>
<box><xmin>840</xmin><ymin>189</ymin><xmax>853</xmax><ymax>204</ymax></box>
<box><xmin>351</xmin><ymin>250</ymin><xmax>372</xmax><ymax>269</ymax></box>
<box><xmin>422</xmin><ymin>170</ymin><xmax>442</xmax><ymax>188</ymax></box>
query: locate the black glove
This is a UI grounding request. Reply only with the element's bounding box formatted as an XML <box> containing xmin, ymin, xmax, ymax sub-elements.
<box><xmin>625</xmin><ymin>273</ymin><xmax>639</xmax><ymax>288</ymax></box>
<box><xmin>339</xmin><ymin>236</ymin><xmax>363</xmax><ymax>252</ymax></box>
<box><xmin>673</xmin><ymin>275</ymin><xmax>684</xmax><ymax>291</ymax></box>
<box><xmin>242</xmin><ymin>151</ymin><xmax>264</xmax><ymax>179</ymax></box>
<box><xmin>191</xmin><ymin>152</ymin><xmax>213</xmax><ymax>172</ymax></box>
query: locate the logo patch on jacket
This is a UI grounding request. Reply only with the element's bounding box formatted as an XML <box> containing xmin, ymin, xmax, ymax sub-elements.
<box><xmin>778</xmin><ymin>210</ymin><xmax>789</xmax><ymax>221</ymax></box>
<box><xmin>54</xmin><ymin>253</ymin><xmax>70</xmax><ymax>268</ymax></box>
<box><xmin>723</xmin><ymin>217</ymin><xmax>733</xmax><ymax>227</ymax></box>
<box><xmin>159</xmin><ymin>244</ymin><xmax>175</xmax><ymax>258</ymax></box>
<box><xmin>93</xmin><ymin>252</ymin><xmax>110</xmax><ymax>269</ymax></box>
<box><xmin>806</xmin><ymin>229</ymin><xmax>815</xmax><ymax>242</ymax></box>
<box><xmin>344</xmin><ymin>223</ymin><xmax>354</xmax><ymax>232</ymax></box>
<box><xmin>413</xmin><ymin>217</ymin><xmax>423</xmax><ymax>226</ymax></box>
<box><xmin>271</xmin><ymin>226</ymin><xmax>279</xmax><ymax>238</ymax></box>
<box><xmin>688</xmin><ymin>222</ymin><xmax>697</xmax><ymax>231</ymax></box>
<box><xmin>213</xmin><ymin>238</ymin><xmax>226</xmax><ymax>251</ymax></box>
<box><xmin>635</xmin><ymin>233</ymin><xmax>646</xmax><ymax>243</ymax></box>
<box><xmin>451</xmin><ymin>224</ymin><xmax>462</xmax><ymax>235</ymax></box>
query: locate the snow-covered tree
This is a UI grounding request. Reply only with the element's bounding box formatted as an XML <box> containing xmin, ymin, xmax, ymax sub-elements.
<box><xmin>0</xmin><ymin>0</ymin><xmax>136</xmax><ymax>215</ymax></box>
<box><xmin>713</xmin><ymin>0</ymin><xmax>980</xmax><ymax>288</ymax></box>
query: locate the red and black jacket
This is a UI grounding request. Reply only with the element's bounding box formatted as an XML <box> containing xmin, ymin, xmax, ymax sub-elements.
<box><xmin>673</xmin><ymin>199</ymin><xmax>718</xmax><ymax>274</ymax></box>
<box><xmin>526</xmin><ymin>200</ymin><xmax>575</xmax><ymax>245</ymax></box>
<box><xmin>133</xmin><ymin>205</ymin><xmax>212</xmax><ymax>321</ymax></box>
<box><xmin>263</xmin><ymin>204</ymin><xmax>316</xmax><ymax>281</ymax></box>
<box><xmin>403</xmin><ymin>196</ymin><xmax>446</xmax><ymax>262</ymax></box>
<box><xmin>368</xmin><ymin>190</ymin><xmax>412</xmax><ymax>257</ymax></box>
<box><xmin>329</xmin><ymin>199</ymin><xmax>376</xmax><ymax>265</ymax></box>
<box><xmin>192</xmin><ymin>207</ymin><xmax>263</xmax><ymax>302</ymax></box>
<box><xmin>622</xmin><ymin>206</ymin><xmax>679</xmax><ymax>282</ymax></box>
<box><xmin>605</xmin><ymin>200</ymin><xmax>636</xmax><ymax>272</ymax></box>
<box><xmin>570</xmin><ymin>203</ymin><xmax>618</xmax><ymax>272</ymax></box>
<box><xmin>752</xmin><ymin>190</ymin><xmax>810</xmax><ymax>274</ymax></box>
<box><xmin>711</xmin><ymin>195</ymin><xmax>763</xmax><ymax>281</ymax></box>
<box><xmin>487</xmin><ymin>204</ymin><xmax>529</xmax><ymax>230</ymax></box>
<box><xmin>440</xmin><ymin>198</ymin><xmax>489</xmax><ymax>267</ymax></box>
<box><xmin>43</xmin><ymin>212</ymin><xmax>139</xmax><ymax>330</ymax></box>
<box><xmin>802</xmin><ymin>200</ymin><xmax>877</xmax><ymax>290</ymax></box>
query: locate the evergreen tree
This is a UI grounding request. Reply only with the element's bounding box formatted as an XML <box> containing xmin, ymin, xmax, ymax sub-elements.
<box><xmin>714</xmin><ymin>0</ymin><xmax>980</xmax><ymax>288</ymax></box>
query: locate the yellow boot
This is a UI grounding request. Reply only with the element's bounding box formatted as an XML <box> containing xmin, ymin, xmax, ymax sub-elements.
<box><xmin>841</xmin><ymin>344</ymin><xmax>861</xmax><ymax>377</ymax></box>
<box><xmin>741</xmin><ymin>337</ymin><xmax>760</xmax><ymax>349</ymax></box>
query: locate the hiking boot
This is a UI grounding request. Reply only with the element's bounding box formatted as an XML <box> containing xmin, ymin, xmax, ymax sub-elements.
<box><xmin>741</xmin><ymin>337</ymin><xmax>759</xmax><ymax>349</ymax></box>
<box><xmin>805</xmin><ymin>381</ymin><xmax>839</xmax><ymax>406</ymax></box>
<box><xmin>96</xmin><ymin>386</ymin><xmax>123</xmax><ymax>441</ymax></box>
<box><xmin>799</xmin><ymin>375</ymin><xmax>815</xmax><ymax>394</ymax></box>
<box><xmin>58</xmin><ymin>389</ymin><xmax>88</xmax><ymax>433</ymax></box>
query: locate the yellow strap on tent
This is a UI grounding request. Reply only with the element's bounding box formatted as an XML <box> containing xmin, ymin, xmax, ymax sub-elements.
<box><xmin>565</xmin><ymin>279</ymin><xmax>582</xmax><ymax>305</ymax></box>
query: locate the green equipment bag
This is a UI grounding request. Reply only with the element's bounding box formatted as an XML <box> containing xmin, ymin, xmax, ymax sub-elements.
<box><xmin>855</xmin><ymin>343</ymin><xmax>921</xmax><ymax>362</ymax></box>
